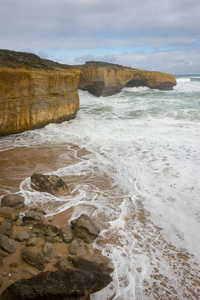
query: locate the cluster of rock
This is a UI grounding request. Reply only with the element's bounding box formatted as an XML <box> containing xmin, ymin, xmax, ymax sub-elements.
<box><xmin>0</xmin><ymin>174</ymin><xmax>113</xmax><ymax>299</ymax></box>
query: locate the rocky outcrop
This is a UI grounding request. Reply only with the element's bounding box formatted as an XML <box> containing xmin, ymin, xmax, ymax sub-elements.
<box><xmin>0</xmin><ymin>50</ymin><xmax>176</xmax><ymax>136</ymax></box>
<box><xmin>0</xmin><ymin>50</ymin><xmax>80</xmax><ymax>136</ymax></box>
<box><xmin>30</xmin><ymin>173</ymin><xmax>69</xmax><ymax>196</ymax></box>
<box><xmin>78</xmin><ymin>61</ymin><xmax>177</xmax><ymax>96</ymax></box>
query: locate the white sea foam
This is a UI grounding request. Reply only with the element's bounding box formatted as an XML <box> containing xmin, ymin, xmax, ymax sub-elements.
<box><xmin>1</xmin><ymin>77</ymin><xmax>200</xmax><ymax>299</ymax></box>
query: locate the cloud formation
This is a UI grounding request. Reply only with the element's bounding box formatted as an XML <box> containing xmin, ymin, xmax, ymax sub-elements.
<box><xmin>0</xmin><ymin>0</ymin><xmax>199</xmax><ymax>73</ymax></box>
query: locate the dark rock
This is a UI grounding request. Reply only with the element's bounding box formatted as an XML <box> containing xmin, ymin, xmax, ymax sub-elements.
<box><xmin>23</xmin><ymin>208</ymin><xmax>46</xmax><ymax>223</ymax></box>
<box><xmin>21</xmin><ymin>249</ymin><xmax>46</xmax><ymax>270</ymax></box>
<box><xmin>71</xmin><ymin>214</ymin><xmax>101</xmax><ymax>243</ymax></box>
<box><xmin>0</xmin><ymin>218</ymin><xmax>13</xmax><ymax>237</ymax></box>
<box><xmin>1</xmin><ymin>194</ymin><xmax>25</xmax><ymax>209</ymax></box>
<box><xmin>15</xmin><ymin>231</ymin><xmax>30</xmax><ymax>242</ymax></box>
<box><xmin>0</xmin><ymin>234</ymin><xmax>17</xmax><ymax>254</ymax></box>
<box><xmin>42</xmin><ymin>242</ymin><xmax>55</xmax><ymax>258</ymax></box>
<box><xmin>0</xmin><ymin>277</ymin><xmax>2</xmax><ymax>288</ymax></box>
<box><xmin>1</xmin><ymin>269</ymin><xmax>112</xmax><ymax>300</ymax></box>
<box><xmin>60</xmin><ymin>224</ymin><xmax>74</xmax><ymax>243</ymax></box>
<box><xmin>26</xmin><ymin>237</ymin><xmax>38</xmax><ymax>247</ymax></box>
<box><xmin>68</xmin><ymin>254</ymin><xmax>114</xmax><ymax>274</ymax></box>
<box><xmin>31</xmin><ymin>173</ymin><xmax>68</xmax><ymax>196</ymax></box>
<box><xmin>32</xmin><ymin>222</ymin><xmax>59</xmax><ymax>237</ymax></box>
<box><xmin>0</xmin><ymin>207</ymin><xmax>19</xmax><ymax>221</ymax></box>
<box><xmin>68</xmin><ymin>238</ymin><xmax>87</xmax><ymax>256</ymax></box>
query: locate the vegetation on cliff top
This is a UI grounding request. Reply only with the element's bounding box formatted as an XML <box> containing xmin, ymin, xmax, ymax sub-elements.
<box><xmin>0</xmin><ymin>49</ymin><xmax>53</xmax><ymax>69</ymax></box>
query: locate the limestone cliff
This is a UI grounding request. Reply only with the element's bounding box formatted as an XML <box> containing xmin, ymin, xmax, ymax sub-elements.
<box><xmin>0</xmin><ymin>50</ymin><xmax>80</xmax><ymax>136</ymax></box>
<box><xmin>78</xmin><ymin>61</ymin><xmax>176</xmax><ymax>96</ymax></box>
<box><xmin>0</xmin><ymin>50</ymin><xmax>176</xmax><ymax>136</ymax></box>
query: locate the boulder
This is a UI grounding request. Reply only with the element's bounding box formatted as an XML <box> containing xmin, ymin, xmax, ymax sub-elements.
<box><xmin>0</xmin><ymin>234</ymin><xmax>17</xmax><ymax>254</ymax></box>
<box><xmin>68</xmin><ymin>254</ymin><xmax>114</xmax><ymax>274</ymax></box>
<box><xmin>68</xmin><ymin>239</ymin><xmax>87</xmax><ymax>256</ymax></box>
<box><xmin>0</xmin><ymin>218</ymin><xmax>13</xmax><ymax>237</ymax></box>
<box><xmin>15</xmin><ymin>218</ymin><xmax>23</xmax><ymax>226</ymax></box>
<box><xmin>60</xmin><ymin>224</ymin><xmax>74</xmax><ymax>243</ymax></box>
<box><xmin>1</xmin><ymin>269</ymin><xmax>112</xmax><ymax>300</ymax></box>
<box><xmin>31</xmin><ymin>173</ymin><xmax>68</xmax><ymax>196</ymax></box>
<box><xmin>45</xmin><ymin>236</ymin><xmax>62</xmax><ymax>243</ymax></box>
<box><xmin>42</xmin><ymin>242</ymin><xmax>55</xmax><ymax>258</ymax></box>
<box><xmin>22</xmin><ymin>208</ymin><xmax>46</xmax><ymax>223</ymax></box>
<box><xmin>15</xmin><ymin>231</ymin><xmax>30</xmax><ymax>242</ymax></box>
<box><xmin>21</xmin><ymin>249</ymin><xmax>46</xmax><ymax>270</ymax></box>
<box><xmin>1</xmin><ymin>194</ymin><xmax>25</xmax><ymax>209</ymax></box>
<box><xmin>54</xmin><ymin>258</ymin><xmax>75</xmax><ymax>270</ymax></box>
<box><xmin>71</xmin><ymin>214</ymin><xmax>101</xmax><ymax>243</ymax></box>
<box><xmin>32</xmin><ymin>222</ymin><xmax>59</xmax><ymax>237</ymax></box>
<box><xmin>0</xmin><ymin>207</ymin><xmax>19</xmax><ymax>221</ymax></box>
<box><xmin>26</xmin><ymin>237</ymin><xmax>38</xmax><ymax>247</ymax></box>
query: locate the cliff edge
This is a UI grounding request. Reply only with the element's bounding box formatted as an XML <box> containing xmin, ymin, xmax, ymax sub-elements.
<box><xmin>78</xmin><ymin>61</ymin><xmax>176</xmax><ymax>96</ymax></box>
<box><xmin>0</xmin><ymin>50</ymin><xmax>80</xmax><ymax>136</ymax></box>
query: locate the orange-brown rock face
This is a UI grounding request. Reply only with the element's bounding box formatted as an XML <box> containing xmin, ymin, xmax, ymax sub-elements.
<box><xmin>78</xmin><ymin>62</ymin><xmax>177</xmax><ymax>96</ymax></box>
<box><xmin>0</xmin><ymin>67</ymin><xmax>80</xmax><ymax>136</ymax></box>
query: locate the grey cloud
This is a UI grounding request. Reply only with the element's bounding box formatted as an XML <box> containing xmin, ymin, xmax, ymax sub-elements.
<box><xmin>0</xmin><ymin>0</ymin><xmax>200</xmax><ymax>73</ymax></box>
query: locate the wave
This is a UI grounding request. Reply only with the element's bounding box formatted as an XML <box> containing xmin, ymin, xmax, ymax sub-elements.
<box><xmin>176</xmin><ymin>77</ymin><xmax>191</xmax><ymax>83</ymax></box>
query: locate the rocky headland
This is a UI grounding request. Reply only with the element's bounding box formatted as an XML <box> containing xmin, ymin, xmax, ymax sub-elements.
<box><xmin>0</xmin><ymin>49</ymin><xmax>176</xmax><ymax>136</ymax></box>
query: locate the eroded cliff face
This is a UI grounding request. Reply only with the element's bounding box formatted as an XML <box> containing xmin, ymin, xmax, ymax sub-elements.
<box><xmin>0</xmin><ymin>67</ymin><xmax>80</xmax><ymax>135</ymax></box>
<box><xmin>0</xmin><ymin>50</ymin><xmax>176</xmax><ymax>136</ymax></box>
<box><xmin>78</xmin><ymin>62</ymin><xmax>177</xmax><ymax>96</ymax></box>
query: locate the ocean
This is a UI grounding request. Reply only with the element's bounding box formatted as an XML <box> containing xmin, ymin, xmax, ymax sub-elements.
<box><xmin>0</xmin><ymin>75</ymin><xmax>200</xmax><ymax>299</ymax></box>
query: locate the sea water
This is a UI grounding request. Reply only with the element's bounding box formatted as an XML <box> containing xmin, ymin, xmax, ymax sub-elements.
<box><xmin>0</xmin><ymin>76</ymin><xmax>200</xmax><ymax>299</ymax></box>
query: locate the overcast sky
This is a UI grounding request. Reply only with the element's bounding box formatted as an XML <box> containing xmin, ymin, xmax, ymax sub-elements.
<box><xmin>0</xmin><ymin>0</ymin><xmax>200</xmax><ymax>74</ymax></box>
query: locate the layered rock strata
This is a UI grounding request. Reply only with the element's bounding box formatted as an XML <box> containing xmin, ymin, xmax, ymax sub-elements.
<box><xmin>0</xmin><ymin>50</ymin><xmax>80</xmax><ymax>136</ymax></box>
<box><xmin>78</xmin><ymin>61</ymin><xmax>177</xmax><ymax>96</ymax></box>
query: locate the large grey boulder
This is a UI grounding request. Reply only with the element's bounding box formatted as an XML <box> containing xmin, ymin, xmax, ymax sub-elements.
<box><xmin>1</xmin><ymin>269</ymin><xmax>112</xmax><ymax>300</ymax></box>
<box><xmin>31</xmin><ymin>173</ymin><xmax>68</xmax><ymax>196</ymax></box>
<box><xmin>0</xmin><ymin>234</ymin><xmax>17</xmax><ymax>254</ymax></box>
<box><xmin>21</xmin><ymin>249</ymin><xmax>46</xmax><ymax>271</ymax></box>
<box><xmin>71</xmin><ymin>214</ymin><xmax>101</xmax><ymax>243</ymax></box>
<box><xmin>1</xmin><ymin>194</ymin><xmax>25</xmax><ymax>209</ymax></box>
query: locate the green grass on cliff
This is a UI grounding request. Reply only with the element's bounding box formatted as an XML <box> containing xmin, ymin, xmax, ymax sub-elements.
<box><xmin>0</xmin><ymin>49</ymin><xmax>53</xmax><ymax>69</ymax></box>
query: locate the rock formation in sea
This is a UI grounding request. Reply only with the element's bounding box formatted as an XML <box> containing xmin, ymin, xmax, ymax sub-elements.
<box><xmin>78</xmin><ymin>61</ymin><xmax>176</xmax><ymax>96</ymax></box>
<box><xmin>0</xmin><ymin>49</ymin><xmax>176</xmax><ymax>136</ymax></box>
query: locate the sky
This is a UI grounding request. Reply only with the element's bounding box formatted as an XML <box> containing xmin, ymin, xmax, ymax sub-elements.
<box><xmin>0</xmin><ymin>0</ymin><xmax>200</xmax><ymax>74</ymax></box>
